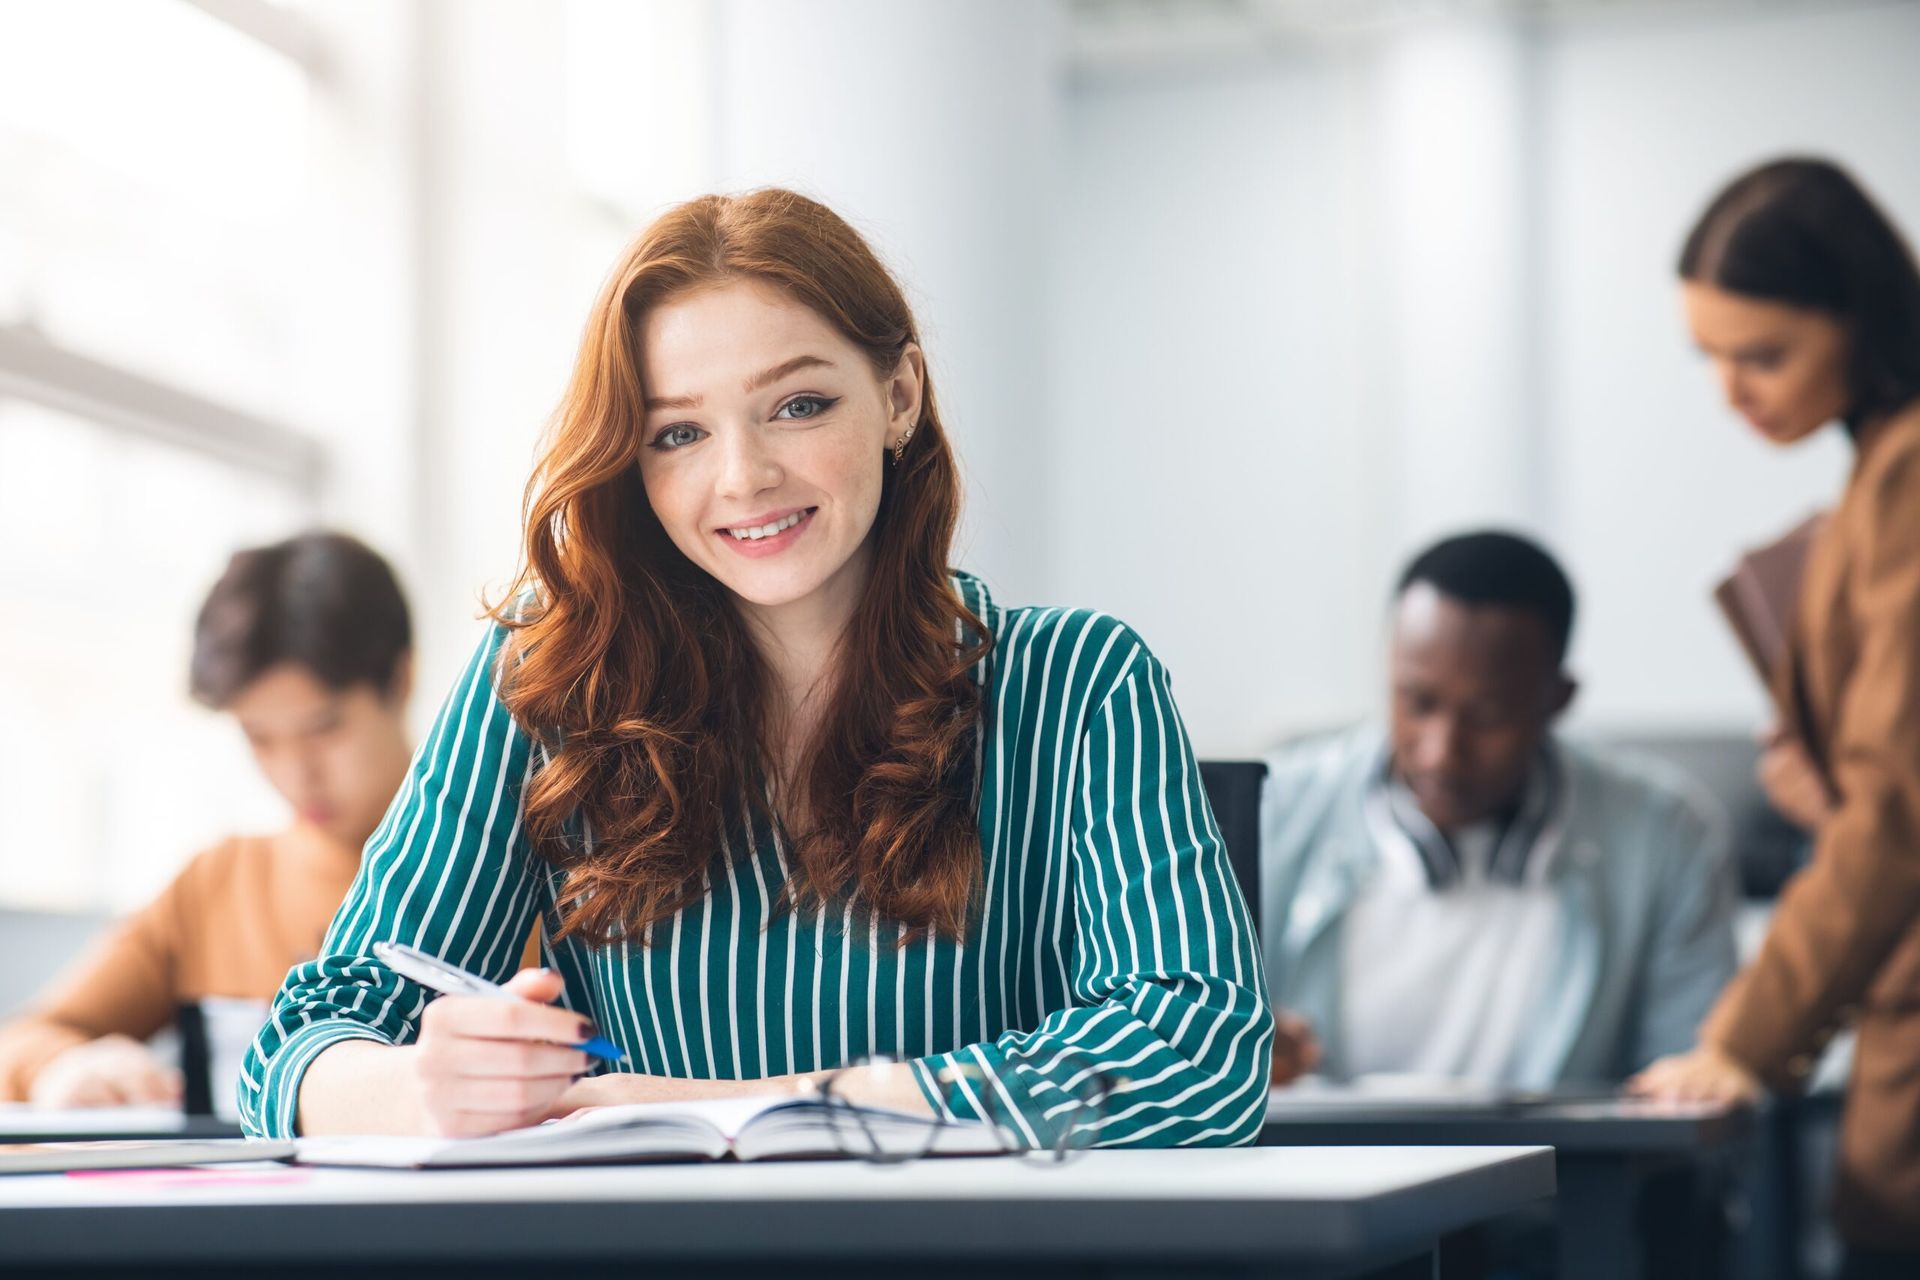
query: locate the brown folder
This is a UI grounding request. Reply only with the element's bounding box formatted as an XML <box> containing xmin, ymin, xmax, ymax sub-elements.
<box><xmin>1712</xmin><ymin>512</ymin><xmax>1826</xmax><ymax>691</ymax></box>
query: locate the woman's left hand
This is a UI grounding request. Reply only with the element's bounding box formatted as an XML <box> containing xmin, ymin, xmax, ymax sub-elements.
<box><xmin>546</xmin><ymin>1072</ymin><xmax>782</xmax><ymax>1118</ymax></box>
<box><xmin>1626</xmin><ymin>1045</ymin><xmax>1764</xmax><ymax>1106</ymax></box>
<box><xmin>548</xmin><ymin>1061</ymin><xmax>936</xmax><ymax>1121</ymax></box>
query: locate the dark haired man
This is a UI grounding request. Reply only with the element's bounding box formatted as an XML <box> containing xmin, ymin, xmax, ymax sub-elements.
<box><xmin>0</xmin><ymin>532</ymin><xmax>417</xmax><ymax>1109</ymax></box>
<box><xmin>1261</xmin><ymin>531</ymin><xmax>1738</xmax><ymax>1086</ymax></box>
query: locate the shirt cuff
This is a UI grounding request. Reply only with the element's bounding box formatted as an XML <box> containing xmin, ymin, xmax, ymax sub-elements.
<box><xmin>911</xmin><ymin>1042</ymin><xmax>1066</xmax><ymax>1151</ymax></box>
<box><xmin>244</xmin><ymin>1020</ymin><xmax>395</xmax><ymax>1139</ymax></box>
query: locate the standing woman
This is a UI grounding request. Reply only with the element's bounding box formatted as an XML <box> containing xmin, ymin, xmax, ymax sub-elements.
<box><xmin>239</xmin><ymin>189</ymin><xmax>1272</xmax><ymax>1147</ymax></box>
<box><xmin>1632</xmin><ymin>158</ymin><xmax>1920</xmax><ymax>1272</ymax></box>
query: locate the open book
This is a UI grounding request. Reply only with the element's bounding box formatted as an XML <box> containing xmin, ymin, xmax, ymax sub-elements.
<box><xmin>1713</xmin><ymin>512</ymin><xmax>1825</xmax><ymax>691</ymax></box>
<box><xmin>295</xmin><ymin>1093</ymin><xmax>1006</xmax><ymax>1169</ymax></box>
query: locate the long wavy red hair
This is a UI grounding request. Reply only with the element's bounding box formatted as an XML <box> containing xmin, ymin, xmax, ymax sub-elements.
<box><xmin>489</xmin><ymin>189</ymin><xmax>991</xmax><ymax>945</ymax></box>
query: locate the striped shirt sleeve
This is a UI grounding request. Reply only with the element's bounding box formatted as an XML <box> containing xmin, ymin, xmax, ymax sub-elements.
<box><xmin>910</xmin><ymin>642</ymin><xmax>1275</xmax><ymax>1148</ymax></box>
<box><xmin>236</xmin><ymin>622</ymin><xmax>543</xmax><ymax>1137</ymax></box>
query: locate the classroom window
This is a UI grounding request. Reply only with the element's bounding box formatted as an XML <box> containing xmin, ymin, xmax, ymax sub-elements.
<box><xmin>0</xmin><ymin>0</ymin><xmax>327</xmax><ymax>912</ymax></box>
<box><xmin>0</xmin><ymin>403</ymin><xmax>313</xmax><ymax>911</ymax></box>
<box><xmin>0</xmin><ymin>0</ymin><xmax>310</xmax><ymax>415</ymax></box>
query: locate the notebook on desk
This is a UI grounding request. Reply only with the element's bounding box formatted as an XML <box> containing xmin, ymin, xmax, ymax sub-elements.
<box><xmin>1265</xmin><ymin>1077</ymin><xmax>1731</xmax><ymax>1121</ymax></box>
<box><xmin>1266</xmin><ymin>1076</ymin><xmax>1625</xmax><ymax>1118</ymax></box>
<box><xmin>0</xmin><ymin>1104</ymin><xmax>195</xmax><ymax>1135</ymax></box>
<box><xmin>0</xmin><ymin>1103</ymin><xmax>241</xmax><ymax>1143</ymax></box>
<box><xmin>0</xmin><ymin>1138</ymin><xmax>294</xmax><ymax>1175</ymax></box>
<box><xmin>1713</xmin><ymin>511</ymin><xmax>1825</xmax><ymax>691</ymax></box>
<box><xmin>295</xmin><ymin>1093</ymin><xmax>1006</xmax><ymax>1169</ymax></box>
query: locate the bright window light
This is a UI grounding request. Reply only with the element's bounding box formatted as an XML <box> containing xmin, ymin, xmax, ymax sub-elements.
<box><xmin>565</xmin><ymin>0</ymin><xmax>714</xmax><ymax>219</ymax></box>
<box><xmin>0</xmin><ymin>0</ymin><xmax>309</xmax><ymax>414</ymax></box>
<box><xmin>0</xmin><ymin>402</ymin><xmax>308</xmax><ymax>911</ymax></box>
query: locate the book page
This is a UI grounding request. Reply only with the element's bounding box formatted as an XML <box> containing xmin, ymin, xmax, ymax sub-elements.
<box><xmin>733</xmin><ymin>1098</ymin><xmax>1005</xmax><ymax>1163</ymax></box>
<box><xmin>547</xmin><ymin>1092</ymin><xmax>798</xmax><ymax>1141</ymax></box>
<box><xmin>293</xmin><ymin>1093</ymin><xmax>1004</xmax><ymax>1168</ymax></box>
<box><xmin>293</xmin><ymin>1094</ymin><xmax>799</xmax><ymax>1169</ymax></box>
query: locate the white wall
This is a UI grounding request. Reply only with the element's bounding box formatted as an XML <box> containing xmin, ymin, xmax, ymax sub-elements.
<box><xmin>1537</xmin><ymin>2</ymin><xmax>1920</xmax><ymax>730</ymax></box>
<box><xmin>1055</xmin><ymin>1</ymin><xmax>1920</xmax><ymax>755</ymax></box>
<box><xmin>395</xmin><ymin>0</ymin><xmax>1064</xmax><ymax>711</ymax></box>
<box><xmin>1051</xmin><ymin>62</ymin><xmax>1388</xmax><ymax>753</ymax></box>
<box><xmin>338</xmin><ymin>0</ymin><xmax>1920</xmax><ymax>752</ymax></box>
<box><xmin>300</xmin><ymin>1</ymin><xmax>427</xmax><ymax>603</ymax></box>
<box><xmin>1374</xmin><ymin>20</ymin><xmax>1541</xmax><ymax>545</ymax></box>
<box><xmin>405</xmin><ymin>0</ymin><xmax>631</xmax><ymax>707</ymax></box>
<box><xmin>713</xmin><ymin>0</ymin><xmax>1061</xmax><ymax>604</ymax></box>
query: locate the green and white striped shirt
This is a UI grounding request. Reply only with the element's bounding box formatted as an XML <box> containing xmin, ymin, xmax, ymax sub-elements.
<box><xmin>239</xmin><ymin>573</ymin><xmax>1273</xmax><ymax>1146</ymax></box>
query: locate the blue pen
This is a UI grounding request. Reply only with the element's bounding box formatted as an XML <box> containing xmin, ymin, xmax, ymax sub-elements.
<box><xmin>372</xmin><ymin>940</ymin><xmax>628</xmax><ymax>1062</ymax></box>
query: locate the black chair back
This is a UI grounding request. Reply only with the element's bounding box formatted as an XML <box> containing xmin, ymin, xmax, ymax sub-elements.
<box><xmin>1598</xmin><ymin>732</ymin><xmax>1810</xmax><ymax>898</ymax></box>
<box><xmin>177</xmin><ymin>1002</ymin><xmax>213</xmax><ymax>1116</ymax></box>
<box><xmin>1198</xmin><ymin>759</ymin><xmax>1267</xmax><ymax>913</ymax></box>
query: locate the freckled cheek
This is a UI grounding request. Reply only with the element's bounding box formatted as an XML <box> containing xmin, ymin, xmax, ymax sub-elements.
<box><xmin>636</xmin><ymin>460</ymin><xmax>712</xmax><ymax>549</ymax></box>
<box><xmin>790</xmin><ymin>429</ymin><xmax>885</xmax><ymax>517</ymax></box>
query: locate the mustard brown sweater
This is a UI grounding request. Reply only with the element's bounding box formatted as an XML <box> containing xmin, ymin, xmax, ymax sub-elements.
<box><xmin>0</xmin><ymin>826</ymin><xmax>360</xmax><ymax>1102</ymax></box>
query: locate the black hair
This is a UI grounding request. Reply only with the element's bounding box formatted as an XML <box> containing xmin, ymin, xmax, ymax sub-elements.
<box><xmin>1396</xmin><ymin>530</ymin><xmax>1575</xmax><ymax>666</ymax></box>
<box><xmin>190</xmin><ymin>531</ymin><xmax>412</xmax><ymax>708</ymax></box>
<box><xmin>1679</xmin><ymin>156</ymin><xmax>1920</xmax><ymax>432</ymax></box>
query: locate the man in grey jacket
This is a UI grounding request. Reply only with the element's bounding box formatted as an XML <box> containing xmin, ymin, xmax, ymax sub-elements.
<box><xmin>1263</xmin><ymin>531</ymin><xmax>1738</xmax><ymax>1087</ymax></box>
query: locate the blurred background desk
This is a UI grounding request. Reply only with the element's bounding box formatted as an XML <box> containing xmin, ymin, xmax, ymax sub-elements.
<box><xmin>1260</xmin><ymin>1088</ymin><xmax>1751</xmax><ymax>1280</ymax></box>
<box><xmin>0</xmin><ymin>1103</ymin><xmax>240</xmax><ymax>1143</ymax></box>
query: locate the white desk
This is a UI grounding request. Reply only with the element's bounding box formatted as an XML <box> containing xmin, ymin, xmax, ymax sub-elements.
<box><xmin>0</xmin><ymin>1145</ymin><xmax>1551</xmax><ymax>1278</ymax></box>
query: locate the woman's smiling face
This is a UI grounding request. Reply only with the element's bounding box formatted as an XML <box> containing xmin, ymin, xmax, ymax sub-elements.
<box><xmin>634</xmin><ymin>278</ymin><xmax>922</xmax><ymax>616</ymax></box>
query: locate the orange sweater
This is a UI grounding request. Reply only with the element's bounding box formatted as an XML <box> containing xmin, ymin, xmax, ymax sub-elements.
<box><xmin>0</xmin><ymin>826</ymin><xmax>363</xmax><ymax>1102</ymax></box>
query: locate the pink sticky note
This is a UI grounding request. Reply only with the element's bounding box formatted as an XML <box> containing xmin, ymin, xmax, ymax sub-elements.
<box><xmin>67</xmin><ymin>1167</ymin><xmax>311</xmax><ymax>1188</ymax></box>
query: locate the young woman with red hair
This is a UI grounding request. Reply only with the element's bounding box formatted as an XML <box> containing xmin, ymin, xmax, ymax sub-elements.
<box><xmin>239</xmin><ymin>189</ymin><xmax>1272</xmax><ymax>1148</ymax></box>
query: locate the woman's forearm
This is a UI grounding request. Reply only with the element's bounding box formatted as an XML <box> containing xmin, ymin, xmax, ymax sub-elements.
<box><xmin>296</xmin><ymin>1040</ymin><xmax>426</xmax><ymax>1136</ymax></box>
<box><xmin>792</xmin><ymin>1060</ymin><xmax>933</xmax><ymax>1115</ymax></box>
<box><xmin>300</xmin><ymin>1041</ymin><xmax>937</xmax><ymax>1134</ymax></box>
<box><xmin>556</xmin><ymin>1062</ymin><xmax>933</xmax><ymax>1117</ymax></box>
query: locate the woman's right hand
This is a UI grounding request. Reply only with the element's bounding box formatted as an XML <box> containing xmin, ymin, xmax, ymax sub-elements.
<box><xmin>1269</xmin><ymin>1010</ymin><xmax>1323</xmax><ymax>1087</ymax></box>
<box><xmin>1757</xmin><ymin>728</ymin><xmax>1836</xmax><ymax>833</ymax></box>
<box><xmin>410</xmin><ymin>968</ymin><xmax>594</xmax><ymax>1137</ymax></box>
<box><xmin>1626</xmin><ymin>1044</ymin><xmax>1763</xmax><ymax>1106</ymax></box>
<box><xmin>29</xmin><ymin>1034</ymin><xmax>183</xmax><ymax>1108</ymax></box>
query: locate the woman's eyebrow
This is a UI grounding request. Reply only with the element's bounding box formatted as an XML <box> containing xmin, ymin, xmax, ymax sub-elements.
<box><xmin>644</xmin><ymin>355</ymin><xmax>837</xmax><ymax>411</ymax></box>
<box><xmin>745</xmin><ymin>354</ymin><xmax>834</xmax><ymax>392</ymax></box>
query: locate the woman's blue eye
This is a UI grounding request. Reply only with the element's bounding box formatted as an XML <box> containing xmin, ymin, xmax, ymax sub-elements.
<box><xmin>776</xmin><ymin>394</ymin><xmax>837</xmax><ymax>421</ymax></box>
<box><xmin>651</xmin><ymin>424</ymin><xmax>705</xmax><ymax>450</ymax></box>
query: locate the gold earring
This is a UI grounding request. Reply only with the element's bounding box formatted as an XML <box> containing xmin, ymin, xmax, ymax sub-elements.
<box><xmin>892</xmin><ymin>425</ymin><xmax>915</xmax><ymax>467</ymax></box>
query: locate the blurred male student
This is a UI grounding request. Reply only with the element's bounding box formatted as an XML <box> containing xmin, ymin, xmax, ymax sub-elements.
<box><xmin>1260</xmin><ymin>531</ymin><xmax>1738</xmax><ymax>1087</ymax></box>
<box><xmin>0</xmin><ymin>532</ymin><xmax>417</xmax><ymax>1107</ymax></box>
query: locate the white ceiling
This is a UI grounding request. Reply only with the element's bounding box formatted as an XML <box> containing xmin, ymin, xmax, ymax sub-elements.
<box><xmin>1066</xmin><ymin>0</ymin><xmax>1909</xmax><ymax>76</ymax></box>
